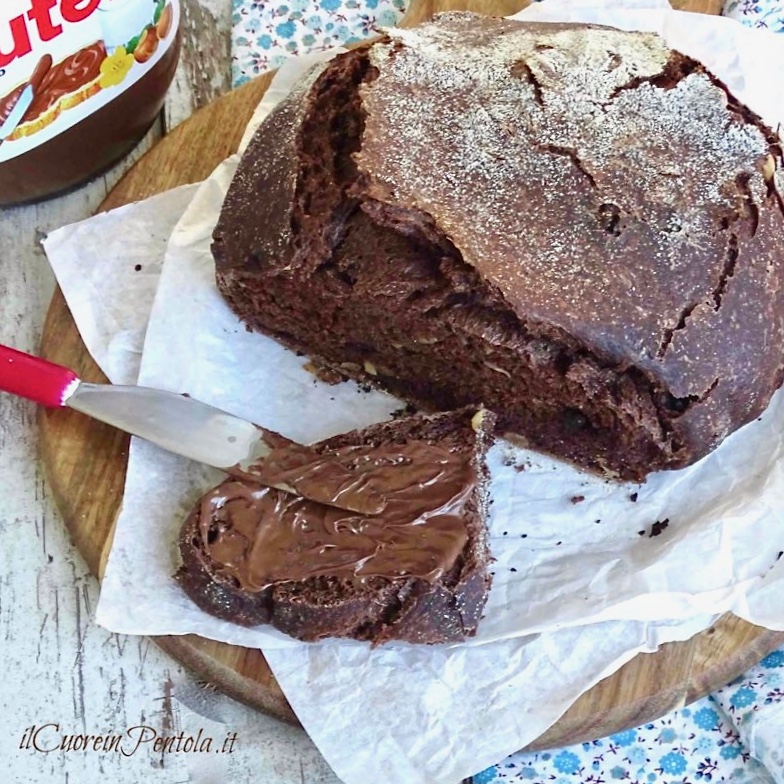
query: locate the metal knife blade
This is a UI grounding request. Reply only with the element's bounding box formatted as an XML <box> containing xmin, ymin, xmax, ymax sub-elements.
<box><xmin>0</xmin><ymin>342</ymin><xmax>386</xmax><ymax>515</ymax></box>
<box><xmin>66</xmin><ymin>382</ymin><xmax>270</xmax><ymax>468</ymax></box>
<box><xmin>65</xmin><ymin>382</ymin><xmax>383</xmax><ymax>514</ymax></box>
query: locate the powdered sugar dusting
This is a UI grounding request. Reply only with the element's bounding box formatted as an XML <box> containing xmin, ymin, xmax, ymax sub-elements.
<box><xmin>357</xmin><ymin>13</ymin><xmax>780</xmax><ymax>383</ymax></box>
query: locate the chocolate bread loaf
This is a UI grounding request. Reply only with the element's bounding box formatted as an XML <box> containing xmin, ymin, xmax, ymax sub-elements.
<box><xmin>213</xmin><ymin>13</ymin><xmax>784</xmax><ymax>481</ymax></box>
<box><xmin>176</xmin><ymin>408</ymin><xmax>495</xmax><ymax>644</ymax></box>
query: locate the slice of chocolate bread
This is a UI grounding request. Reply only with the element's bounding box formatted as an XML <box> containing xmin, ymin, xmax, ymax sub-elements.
<box><xmin>212</xmin><ymin>13</ymin><xmax>784</xmax><ymax>481</ymax></box>
<box><xmin>176</xmin><ymin>408</ymin><xmax>495</xmax><ymax>645</ymax></box>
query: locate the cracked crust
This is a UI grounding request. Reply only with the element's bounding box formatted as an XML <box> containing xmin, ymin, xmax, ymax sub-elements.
<box><xmin>213</xmin><ymin>13</ymin><xmax>784</xmax><ymax>481</ymax></box>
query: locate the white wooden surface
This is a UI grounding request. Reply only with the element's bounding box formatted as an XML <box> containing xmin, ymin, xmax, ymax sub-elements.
<box><xmin>0</xmin><ymin>2</ymin><xmax>341</xmax><ymax>782</ymax></box>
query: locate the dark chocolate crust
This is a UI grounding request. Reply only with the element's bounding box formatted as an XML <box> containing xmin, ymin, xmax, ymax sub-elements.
<box><xmin>176</xmin><ymin>408</ymin><xmax>495</xmax><ymax>645</ymax></box>
<box><xmin>213</xmin><ymin>13</ymin><xmax>784</xmax><ymax>481</ymax></box>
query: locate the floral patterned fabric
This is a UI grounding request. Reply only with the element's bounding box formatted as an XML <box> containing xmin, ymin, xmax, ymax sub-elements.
<box><xmin>723</xmin><ymin>0</ymin><xmax>784</xmax><ymax>33</ymax></box>
<box><xmin>475</xmin><ymin>648</ymin><xmax>784</xmax><ymax>783</ymax></box>
<box><xmin>231</xmin><ymin>0</ymin><xmax>407</xmax><ymax>84</ymax></box>
<box><xmin>230</xmin><ymin>4</ymin><xmax>784</xmax><ymax>783</ymax></box>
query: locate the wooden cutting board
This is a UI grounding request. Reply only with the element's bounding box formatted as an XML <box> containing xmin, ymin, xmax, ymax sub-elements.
<box><xmin>38</xmin><ymin>0</ymin><xmax>784</xmax><ymax>758</ymax></box>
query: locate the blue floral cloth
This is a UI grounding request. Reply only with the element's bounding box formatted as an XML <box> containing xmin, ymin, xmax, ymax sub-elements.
<box><xmin>229</xmin><ymin>4</ymin><xmax>784</xmax><ymax>783</ymax></box>
<box><xmin>475</xmin><ymin>648</ymin><xmax>784</xmax><ymax>783</ymax></box>
<box><xmin>231</xmin><ymin>0</ymin><xmax>406</xmax><ymax>84</ymax></box>
<box><xmin>723</xmin><ymin>0</ymin><xmax>784</xmax><ymax>32</ymax></box>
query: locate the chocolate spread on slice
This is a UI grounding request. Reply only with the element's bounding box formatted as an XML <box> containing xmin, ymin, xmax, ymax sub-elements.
<box><xmin>199</xmin><ymin>439</ymin><xmax>475</xmax><ymax>591</ymax></box>
<box><xmin>26</xmin><ymin>42</ymin><xmax>106</xmax><ymax>121</ymax></box>
<box><xmin>0</xmin><ymin>84</ymin><xmax>25</xmax><ymax>124</ymax></box>
<box><xmin>0</xmin><ymin>44</ymin><xmax>106</xmax><ymax>124</ymax></box>
<box><xmin>232</xmin><ymin>429</ymin><xmax>388</xmax><ymax>515</ymax></box>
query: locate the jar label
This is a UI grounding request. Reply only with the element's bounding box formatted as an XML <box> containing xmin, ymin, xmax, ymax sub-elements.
<box><xmin>0</xmin><ymin>0</ymin><xmax>180</xmax><ymax>164</ymax></box>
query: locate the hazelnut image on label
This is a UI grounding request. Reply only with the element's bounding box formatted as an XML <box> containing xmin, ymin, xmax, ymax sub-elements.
<box><xmin>157</xmin><ymin>4</ymin><xmax>174</xmax><ymax>39</ymax></box>
<box><xmin>134</xmin><ymin>26</ymin><xmax>159</xmax><ymax>64</ymax></box>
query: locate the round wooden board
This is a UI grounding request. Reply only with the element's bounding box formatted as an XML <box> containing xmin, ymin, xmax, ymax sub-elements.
<box><xmin>38</xmin><ymin>0</ymin><xmax>784</xmax><ymax>757</ymax></box>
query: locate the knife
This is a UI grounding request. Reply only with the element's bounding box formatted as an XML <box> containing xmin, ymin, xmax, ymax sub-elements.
<box><xmin>0</xmin><ymin>344</ymin><xmax>384</xmax><ymax>514</ymax></box>
<box><xmin>0</xmin><ymin>54</ymin><xmax>52</xmax><ymax>142</ymax></box>
<box><xmin>0</xmin><ymin>84</ymin><xmax>33</xmax><ymax>141</ymax></box>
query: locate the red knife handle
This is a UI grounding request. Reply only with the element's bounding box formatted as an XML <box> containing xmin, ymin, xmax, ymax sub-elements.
<box><xmin>0</xmin><ymin>344</ymin><xmax>79</xmax><ymax>407</ymax></box>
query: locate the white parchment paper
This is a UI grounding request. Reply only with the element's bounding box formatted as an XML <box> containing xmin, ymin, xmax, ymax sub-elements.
<box><xmin>42</xmin><ymin>2</ymin><xmax>784</xmax><ymax>782</ymax></box>
<box><xmin>42</xmin><ymin>185</ymin><xmax>199</xmax><ymax>385</ymax></box>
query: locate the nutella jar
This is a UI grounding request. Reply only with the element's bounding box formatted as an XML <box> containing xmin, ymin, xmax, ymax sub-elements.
<box><xmin>0</xmin><ymin>0</ymin><xmax>181</xmax><ymax>206</ymax></box>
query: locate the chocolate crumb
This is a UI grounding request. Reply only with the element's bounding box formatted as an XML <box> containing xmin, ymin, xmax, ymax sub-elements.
<box><xmin>570</xmin><ymin>495</ymin><xmax>585</xmax><ymax>504</ymax></box>
<box><xmin>502</xmin><ymin>531</ymin><xmax>508</xmax><ymax>536</ymax></box>
<box><xmin>510</xmin><ymin>567</ymin><xmax>517</xmax><ymax>572</ymax></box>
<box><xmin>514</xmin><ymin>463</ymin><xmax>526</xmax><ymax>473</ymax></box>
<box><xmin>649</xmin><ymin>518</ymin><xmax>670</xmax><ymax>538</ymax></box>
<box><xmin>629</xmin><ymin>492</ymin><xmax>638</xmax><ymax>502</ymax></box>
<box><xmin>556</xmin><ymin>541</ymin><xmax>562</xmax><ymax>545</ymax></box>
<box><xmin>521</xmin><ymin>533</ymin><xmax>528</xmax><ymax>538</ymax></box>
<box><xmin>777</xmin><ymin>551</ymin><xmax>783</xmax><ymax>561</ymax></box>
<box><xmin>638</xmin><ymin>530</ymin><xmax>646</xmax><ymax>536</ymax></box>
<box><xmin>594</xmin><ymin>519</ymin><xmax>601</xmax><ymax>524</ymax></box>
<box><xmin>134</xmin><ymin>264</ymin><xmax>142</xmax><ymax>272</ymax></box>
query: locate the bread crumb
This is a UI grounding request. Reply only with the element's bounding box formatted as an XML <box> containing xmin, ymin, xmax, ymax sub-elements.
<box><xmin>649</xmin><ymin>518</ymin><xmax>670</xmax><ymax>537</ymax></box>
<box><xmin>639</xmin><ymin>518</ymin><xmax>670</xmax><ymax>538</ymax></box>
<box><xmin>302</xmin><ymin>361</ymin><xmax>346</xmax><ymax>385</ymax></box>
